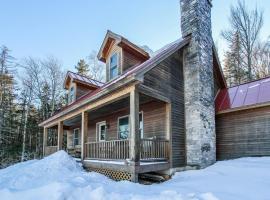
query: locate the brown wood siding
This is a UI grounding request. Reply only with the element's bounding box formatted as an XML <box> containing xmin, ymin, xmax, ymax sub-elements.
<box><xmin>143</xmin><ymin>51</ymin><xmax>186</xmax><ymax>168</ymax></box>
<box><xmin>87</xmin><ymin>101</ymin><xmax>166</xmax><ymax>142</ymax></box>
<box><xmin>216</xmin><ymin>106</ymin><xmax>270</xmax><ymax>160</ymax></box>
<box><xmin>76</xmin><ymin>85</ymin><xmax>91</xmax><ymax>99</ymax></box>
<box><xmin>122</xmin><ymin>50</ymin><xmax>144</xmax><ymax>72</ymax></box>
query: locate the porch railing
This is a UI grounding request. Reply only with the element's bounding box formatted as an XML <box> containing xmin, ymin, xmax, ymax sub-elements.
<box><xmin>85</xmin><ymin>139</ymin><xmax>130</xmax><ymax>160</ymax></box>
<box><xmin>85</xmin><ymin>139</ymin><xmax>169</xmax><ymax>161</ymax></box>
<box><xmin>141</xmin><ymin>139</ymin><xmax>169</xmax><ymax>161</ymax></box>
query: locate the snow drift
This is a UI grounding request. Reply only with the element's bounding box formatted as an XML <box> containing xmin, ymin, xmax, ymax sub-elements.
<box><xmin>0</xmin><ymin>150</ymin><xmax>269</xmax><ymax>200</ymax></box>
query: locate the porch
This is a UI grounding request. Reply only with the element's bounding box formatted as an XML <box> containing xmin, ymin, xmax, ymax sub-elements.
<box><xmin>43</xmin><ymin>84</ymin><xmax>172</xmax><ymax>182</ymax></box>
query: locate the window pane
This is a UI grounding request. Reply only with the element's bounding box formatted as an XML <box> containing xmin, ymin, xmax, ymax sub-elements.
<box><xmin>110</xmin><ymin>66</ymin><xmax>118</xmax><ymax>79</ymax></box>
<box><xmin>73</xmin><ymin>129</ymin><xmax>79</xmax><ymax>146</ymax></box>
<box><xmin>110</xmin><ymin>54</ymin><xmax>117</xmax><ymax>67</ymax></box>
<box><xmin>119</xmin><ymin>117</ymin><xmax>129</xmax><ymax>139</ymax></box>
<box><xmin>110</xmin><ymin>54</ymin><xmax>118</xmax><ymax>79</ymax></box>
<box><xmin>100</xmin><ymin>125</ymin><xmax>106</xmax><ymax>141</ymax></box>
<box><xmin>69</xmin><ymin>87</ymin><xmax>75</xmax><ymax>103</ymax></box>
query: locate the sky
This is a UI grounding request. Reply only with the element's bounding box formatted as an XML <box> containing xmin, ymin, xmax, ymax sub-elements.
<box><xmin>0</xmin><ymin>0</ymin><xmax>270</xmax><ymax>71</ymax></box>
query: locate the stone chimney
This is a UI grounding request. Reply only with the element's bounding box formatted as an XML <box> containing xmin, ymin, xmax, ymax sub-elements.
<box><xmin>180</xmin><ymin>0</ymin><xmax>216</xmax><ymax>168</ymax></box>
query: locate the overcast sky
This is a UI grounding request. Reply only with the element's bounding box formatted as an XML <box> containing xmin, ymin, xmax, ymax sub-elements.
<box><xmin>1</xmin><ymin>0</ymin><xmax>269</xmax><ymax>71</ymax></box>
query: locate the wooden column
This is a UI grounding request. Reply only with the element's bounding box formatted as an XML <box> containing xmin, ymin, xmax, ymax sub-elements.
<box><xmin>129</xmin><ymin>86</ymin><xmax>140</xmax><ymax>182</ymax></box>
<box><xmin>57</xmin><ymin>121</ymin><xmax>64</xmax><ymax>151</ymax></box>
<box><xmin>166</xmin><ymin>103</ymin><xmax>172</xmax><ymax>168</ymax></box>
<box><xmin>81</xmin><ymin>111</ymin><xmax>88</xmax><ymax>160</ymax></box>
<box><xmin>43</xmin><ymin>127</ymin><xmax>48</xmax><ymax>156</ymax></box>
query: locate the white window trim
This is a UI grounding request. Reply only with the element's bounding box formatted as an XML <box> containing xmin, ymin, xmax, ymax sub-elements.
<box><xmin>117</xmin><ymin>112</ymin><xmax>143</xmax><ymax>139</ymax></box>
<box><xmin>96</xmin><ymin>121</ymin><xmax>106</xmax><ymax>141</ymax></box>
<box><xmin>109</xmin><ymin>52</ymin><xmax>119</xmax><ymax>81</ymax></box>
<box><xmin>73</xmin><ymin>128</ymin><xmax>80</xmax><ymax>147</ymax></box>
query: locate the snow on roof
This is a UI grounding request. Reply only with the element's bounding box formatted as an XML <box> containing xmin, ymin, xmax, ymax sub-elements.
<box><xmin>216</xmin><ymin>76</ymin><xmax>270</xmax><ymax>113</ymax></box>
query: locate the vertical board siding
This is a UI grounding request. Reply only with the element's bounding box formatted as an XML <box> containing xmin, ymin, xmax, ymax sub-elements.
<box><xmin>216</xmin><ymin>106</ymin><xmax>270</xmax><ymax>160</ymax></box>
<box><xmin>143</xmin><ymin>51</ymin><xmax>186</xmax><ymax>168</ymax></box>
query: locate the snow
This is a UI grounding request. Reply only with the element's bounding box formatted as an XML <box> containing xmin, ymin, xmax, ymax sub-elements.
<box><xmin>0</xmin><ymin>151</ymin><xmax>270</xmax><ymax>200</ymax></box>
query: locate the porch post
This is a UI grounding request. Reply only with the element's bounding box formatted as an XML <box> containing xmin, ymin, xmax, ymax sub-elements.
<box><xmin>57</xmin><ymin>121</ymin><xmax>64</xmax><ymax>151</ymax></box>
<box><xmin>129</xmin><ymin>86</ymin><xmax>140</xmax><ymax>182</ymax></box>
<box><xmin>166</xmin><ymin>103</ymin><xmax>172</xmax><ymax>168</ymax></box>
<box><xmin>81</xmin><ymin>111</ymin><xmax>88</xmax><ymax>160</ymax></box>
<box><xmin>43</xmin><ymin>127</ymin><xmax>48</xmax><ymax>156</ymax></box>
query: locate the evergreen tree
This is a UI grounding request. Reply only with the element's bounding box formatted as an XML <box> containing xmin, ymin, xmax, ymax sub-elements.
<box><xmin>0</xmin><ymin>46</ymin><xmax>19</xmax><ymax>167</ymax></box>
<box><xmin>223</xmin><ymin>32</ymin><xmax>246</xmax><ymax>86</ymax></box>
<box><xmin>75</xmin><ymin>59</ymin><xmax>89</xmax><ymax>76</ymax></box>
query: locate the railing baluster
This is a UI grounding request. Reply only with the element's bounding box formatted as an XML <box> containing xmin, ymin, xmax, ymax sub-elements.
<box><xmin>84</xmin><ymin>139</ymin><xmax>168</xmax><ymax>161</ymax></box>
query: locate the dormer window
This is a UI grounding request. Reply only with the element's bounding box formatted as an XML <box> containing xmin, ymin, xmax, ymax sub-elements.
<box><xmin>110</xmin><ymin>53</ymin><xmax>118</xmax><ymax>80</ymax></box>
<box><xmin>69</xmin><ymin>86</ymin><xmax>75</xmax><ymax>103</ymax></box>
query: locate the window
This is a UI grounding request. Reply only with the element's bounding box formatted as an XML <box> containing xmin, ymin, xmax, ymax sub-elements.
<box><xmin>118</xmin><ymin>116</ymin><xmax>129</xmax><ymax>139</ymax></box>
<box><xmin>110</xmin><ymin>53</ymin><xmax>118</xmax><ymax>80</ymax></box>
<box><xmin>69</xmin><ymin>86</ymin><xmax>75</xmax><ymax>103</ymax></box>
<box><xmin>97</xmin><ymin>121</ymin><xmax>106</xmax><ymax>141</ymax></box>
<box><xmin>73</xmin><ymin>128</ymin><xmax>80</xmax><ymax>146</ymax></box>
<box><xmin>118</xmin><ymin>113</ymin><xmax>143</xmax><ymax>139</ymax></box>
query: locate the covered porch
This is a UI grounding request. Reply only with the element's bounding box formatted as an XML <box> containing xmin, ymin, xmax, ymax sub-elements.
<box><xmin>43</xmin><ymin>84</ymin><xmax>172</xmax><ymax>182</ymax></box>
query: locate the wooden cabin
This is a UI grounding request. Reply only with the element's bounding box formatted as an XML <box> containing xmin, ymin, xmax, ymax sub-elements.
<box><xmin>39</xmin><ymin>0</ymin><xmax>270</xmax><ymax>182</ymax></box>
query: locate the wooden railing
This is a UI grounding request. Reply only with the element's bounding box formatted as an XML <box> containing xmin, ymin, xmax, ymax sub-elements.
<box><xmin>141</xmin><ymin>139</ymin><xmax>169</xmax><ymax>161</ymax></box>
<box><xmin>85</xmin><ymin>139</ymin><xmax>129</xmax><ymax>160</ymax></box>
<box><xmin>44</xmin><ymin>146</ymin><xmax>58</xmax><ymax>156</ymax></box>
<box><xmin>85</xmin><ymin>139</ymin><xmax>169</xmax><ymax>161</ymax></box>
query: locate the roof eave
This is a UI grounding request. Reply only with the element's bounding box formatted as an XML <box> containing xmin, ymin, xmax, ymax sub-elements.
<box><xmin>38</xmin><ymin>75</ymin><xmax>140</xmax><ymax>127</ymax></box>
<box><xmin>216</xmin><ymin>101</ymin><xmax>270</xmax><ymax>115</ymax></box>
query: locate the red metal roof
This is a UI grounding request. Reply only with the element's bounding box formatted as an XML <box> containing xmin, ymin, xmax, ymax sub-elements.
<box><xmin>42</xmin><ymin>37</ymin><xmax>191</xmax><ymax>125</ymax></box>
<box><xmin>215</xmin><ymin>76</ymin><xmax>270</xmax><ymax>113</ymax></box>
<box><xmin>64</xmin><ymin>71</ymin><xmax>104</xmax><ymax>89</ymax></box>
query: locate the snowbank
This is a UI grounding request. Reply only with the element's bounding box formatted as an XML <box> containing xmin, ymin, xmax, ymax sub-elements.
<box><xmin>0</xmin><ymin>150</ymin><xmax>269</xmax><ymax>200</ymax></box>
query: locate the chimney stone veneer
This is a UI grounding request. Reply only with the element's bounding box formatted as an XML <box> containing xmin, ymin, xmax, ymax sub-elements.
<box><xmin>180</xmin><ymin>0</ymin><xmax>216</xmax><ymax>168</ymax></box>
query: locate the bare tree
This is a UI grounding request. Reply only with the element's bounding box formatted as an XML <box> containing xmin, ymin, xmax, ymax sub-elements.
<box><xmin>87</xmin><ymin>50</ymin><xmax>105</xmax><ymax>82</ymax></box>
<box><xmin>41</xmin><ymin>56</ymin><xmax>64</xmax><ymax>116</ymax></box>
<box><xmin>20</xmin><ymin>79</ymin><xmax>34</xmax><ymax>161</ymax></box>
<box><xmin>222</xmin><ymin>0</ymin><xmax>263</xmax><ymax>81</ymax></box>
<box><xmin>253</xmin><ymin>39</ymin><xmax>270</xmax><ymax>79</ymax></box>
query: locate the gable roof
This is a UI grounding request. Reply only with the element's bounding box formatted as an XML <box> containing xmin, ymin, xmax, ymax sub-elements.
<box><xmin>64</xmin><ymin>71</ymin><xmax>104</xmax><ymax>89</ymax></box>
<box><xmin>97</xmin><ymin>30</ymin><xmax>150</xmax><ymax>62</ymax></box>
<box><xmin>39</xmin><ymin>37</ymin><xmax>191</xmax><ymax>126</ymax></box>
<box><xmin>216</xmin><ymin>76</ymin><xmax>270</xmax><ymax>114</ymax></box>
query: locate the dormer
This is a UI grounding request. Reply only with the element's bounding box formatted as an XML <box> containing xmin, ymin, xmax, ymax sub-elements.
<box><xmin>97</xmin><ymin>30</ymin><xmax>150</xmax><ymax>82</ymax></box>
<box><xmin>64</xmin><ymin>71</ymin><xmax>104</xmax><ymax>104</ymax></box>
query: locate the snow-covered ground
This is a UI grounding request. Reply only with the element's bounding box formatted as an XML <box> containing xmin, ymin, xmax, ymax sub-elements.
<box><xmin>0</xmin><ymin>151</ymin><xmax>269</xmax><ymax>200</ymax></box>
